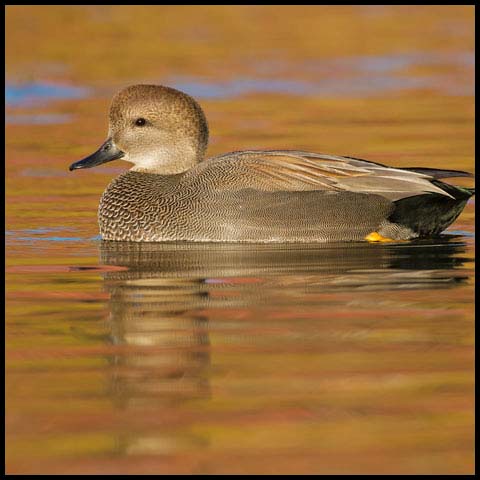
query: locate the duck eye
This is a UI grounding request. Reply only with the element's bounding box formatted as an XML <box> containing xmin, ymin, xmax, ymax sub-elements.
<box><xmin>135</xmin><ymin>118</ymin><xmax>146</xmax><ymax>127</ymax></box>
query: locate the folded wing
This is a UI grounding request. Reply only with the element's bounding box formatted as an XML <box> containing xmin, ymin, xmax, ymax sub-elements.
<box><xmin>201</xmin><ymin>150</ymin><xmax>460</xmax><ymax>201</ymax></box>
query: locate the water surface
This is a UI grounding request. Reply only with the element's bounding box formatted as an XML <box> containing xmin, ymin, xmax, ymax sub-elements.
<box><xmin>5</xmin><ymin>5</ymin><xmax>474</xmax><ymax>475</ymax></box>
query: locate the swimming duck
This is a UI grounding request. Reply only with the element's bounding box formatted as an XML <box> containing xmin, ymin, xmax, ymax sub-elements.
<box><xmin>69</xmin><ymin>84</ymin><xmax>474</xmax><ymax>243</ymax></box>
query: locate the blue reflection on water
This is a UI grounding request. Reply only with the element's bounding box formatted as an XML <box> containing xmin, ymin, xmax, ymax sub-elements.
<box><xmin>6</xmin><ymin>113</ymin><xmax>73</xmax><ymax>125</ymax></box>
<box><xmin>5</xmin><ymin>82</ymin><xmax>88</xmax><ymax>107</ymax></box>
<box><xmin>5</xmin><ymin>227</ymin><xmax>86</xmax><ymax>243</ymax></box>
<box><xmin>5</xmin><ymin>227</ymin><xmax>104</xmax><ymax>244</ymax></box>
<box><xmin>4</xmin><ymin>50</ymin><xmax>473</xmax><ymax>127</ymax></box>
<box><xmin>171</xmin><ymin>51</ymin><xmax>474</xmax><ymax>99</ymax></box>
<box><xmin>171</xmin><ymin>78</ymin><xmax>314</xmax><ymax>98</ymax></box>
<box><xmin>170</xmin><ymin>74</ymin><xmax>430</xmax><ymax>99</ymax></box>
<box><xmin>18</xmin><ymin>236</ymin><xmax>84</xmax><ymax>242</ymax></box>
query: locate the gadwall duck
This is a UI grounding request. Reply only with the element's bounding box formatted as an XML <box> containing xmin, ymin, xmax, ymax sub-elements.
<box><xmin>70</xmin><ymin>84</ymin><xmax>474</xmax><ymax>243</ymax></box>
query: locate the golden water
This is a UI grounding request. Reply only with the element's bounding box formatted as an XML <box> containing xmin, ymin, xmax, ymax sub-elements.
<box><xmin>6</xmin><ymin>5</ymin><xmax>474</xmax><ymax>474</ymax></box>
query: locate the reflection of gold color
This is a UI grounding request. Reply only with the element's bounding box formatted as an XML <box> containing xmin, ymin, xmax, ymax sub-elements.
<box><xmin>99</xmin><ymin>238</ymin><xmax>473</xmax><ymax>461</ymax></box>
<box><xmin>5</xmin><ymin>6</ymin><xmax>475</xmax><ymax>87</ymax></box>
<box><xmin>102</xmin><ymin>244</ymin><xmax>214</xmax><ymax>456</ymax></box>
<box><xmin>106</xmin><ymin>278</ymin><xmax>211</xmax><ymax>407</ymax></box>
<box><xmin>5</xmin><ymin>4</ymin><xmax>474</xmax><ymax>473</ymax></box>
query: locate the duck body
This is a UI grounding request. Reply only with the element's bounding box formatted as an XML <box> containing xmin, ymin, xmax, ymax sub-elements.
<box><xmin>70</xmin><ymin>85</ymin><xmax>474</xmax><ymax>243</ymax></box>
<box><xmin>99</xmin><ymin>149</ymin><xmax>473</xmax><ymax>243</ymax></box>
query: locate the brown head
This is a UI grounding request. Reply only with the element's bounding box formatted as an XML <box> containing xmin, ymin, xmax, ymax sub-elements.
<box><xmin>70</xmin><ymin>84</ymin><xmax>209</xmax><ymax>174</ymax></box>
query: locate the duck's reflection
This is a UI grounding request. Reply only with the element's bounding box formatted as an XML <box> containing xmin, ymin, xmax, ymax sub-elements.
<box><xmin>105</xmin><ymin>276</ymin><xmax>212</xmax><ymax>410</ymax></box>
<box><xmin>100</xmin><ymin>236</ymin><xmax>470</xmax><ymax>292</ymax></box>
<box><xmin>99</xmin><ymin>236</ymin><xmax>471</xmax><ymax>454</ymax></box>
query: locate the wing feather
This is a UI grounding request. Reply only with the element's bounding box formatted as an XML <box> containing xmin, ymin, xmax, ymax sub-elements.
<box><xmin>199</xmin><ymin>150</ymin><xmax>457</xmax><ymax>200</ymax></box>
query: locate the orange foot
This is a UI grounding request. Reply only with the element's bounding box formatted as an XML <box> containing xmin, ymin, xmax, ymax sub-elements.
<box><xmin>364</xmin><ymin>231</ymin><xmax>395</xmax><ymax>243</ymax></box>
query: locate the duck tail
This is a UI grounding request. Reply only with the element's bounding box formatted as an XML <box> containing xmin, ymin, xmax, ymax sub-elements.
<box><xmin>403</xmin><ymin>167</ymin><xmax>474</xmax><ymax>179</ymax></box>
<box><xmin>429</xmin><ymin>180</ymin><xmax>475</xmax><ymax>200</ymax></box>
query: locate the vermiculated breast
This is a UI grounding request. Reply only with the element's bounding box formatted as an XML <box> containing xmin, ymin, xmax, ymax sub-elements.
<box><xmin>98</xmin><ymin>171</ymin><xmax>393</xmax><ymax>242</ymax></box>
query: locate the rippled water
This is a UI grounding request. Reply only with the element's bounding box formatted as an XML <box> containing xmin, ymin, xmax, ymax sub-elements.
<box><xmin>6</xmin><ymin>5</ymin><xmax>474</xmax><ymax>475</ymax></box>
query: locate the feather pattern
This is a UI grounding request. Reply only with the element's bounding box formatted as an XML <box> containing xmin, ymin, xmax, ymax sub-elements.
<box><xmin>204</xmin><ymin>150</ymin><xmax>457</xmax><ymax>200</ymax></box>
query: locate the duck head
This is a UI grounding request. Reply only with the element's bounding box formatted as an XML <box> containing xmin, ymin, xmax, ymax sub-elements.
<box><xmin>69</xmin><ymin>84</ymin><xmax>209</xmax><ymax>174</ymax></box>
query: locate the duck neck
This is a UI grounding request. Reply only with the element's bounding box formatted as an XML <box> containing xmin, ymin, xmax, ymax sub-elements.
<box><xmin>130</xmin><ymin>141</ymin><xmax>203</xmax><ymax>175</ymax></box>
